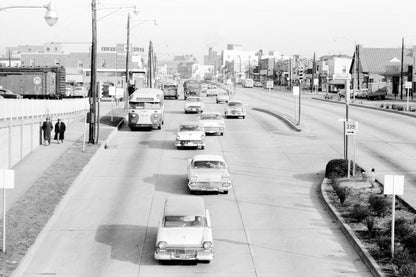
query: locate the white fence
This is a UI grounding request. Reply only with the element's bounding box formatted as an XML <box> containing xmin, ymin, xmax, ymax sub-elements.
<box><xmin>0</xmin><ymin>98</ymin><xmax>89</xmax><ymax>120</ymax></box>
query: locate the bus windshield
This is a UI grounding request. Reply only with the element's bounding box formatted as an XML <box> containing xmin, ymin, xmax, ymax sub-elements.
<box><xmin>130</xmin><ymin>102</ymin><xmax>161</xmax><ymax>109</ymax></box>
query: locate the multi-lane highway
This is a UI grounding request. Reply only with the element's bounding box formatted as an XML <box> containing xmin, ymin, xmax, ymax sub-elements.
<box><xmin>16</xmin><ymin>86</ymin><xmax>407</xmax><ymax>277</ymax></box>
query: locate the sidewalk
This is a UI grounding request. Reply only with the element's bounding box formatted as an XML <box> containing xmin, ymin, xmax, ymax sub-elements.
<box><xmin>2</xmin><ymin>102</ymin><xmax>119</xmax><ymax>215</ymax></box>
<box><xmin>4</xmin><ymin>116</ymin><xmax>86</xmax><ymax>214</ymax></box>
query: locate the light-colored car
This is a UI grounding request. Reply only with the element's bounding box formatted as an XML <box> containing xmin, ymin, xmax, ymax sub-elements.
<box><xmin>72</xmin><ymin>86</ymin><xmax>88</xmax><ymax>98</ymax></box>
<box><xmin>201</xmin><ymin>83</ymin><xmax>208</xmax><ymax>93</ymax></box>
<box><xmin>187</xmin><ymin>154</ymin><xmax>232</xmax><ymax>194</ymax></box>
<box><xmin>254</xmin><ymin>81</ymin><xmax>263</xmax><ymax>87</ymax></box>
<box><xmin>184</xmin><ymin>96</ymin><xmax>204</xmax><ymax>113</ymax></box>
<box><xmin>206</xmin><ymin>85</ymin><xmax>218</xmax><ymax>96</ymax></box>
<box><xmin>199</xmin><ymin>112</ymin><xmax>225</xmax><ymax>136</ymax></box>
<box><xmin>0</xmin><ymin>89</ymin><xmax>22</xmax><ymax>99</ymax></box>
<box><xmin>154</xmin><ymin>196</ymin><xmax>214</xmax><ymax>263</ymax></box>
<box><xmin>175</xmin><ymin>122</ymin><xmax>205</xmax><ymax>150</ymax></box>
<box><xmin>225</xmin><ymin>101</ymin><xmax>246</xmax><ymax>119</ymax></box>
<box><xmin>216</xmin><ymin>92</ymin><xmax>229</xmax><ymax>103</ymax></box>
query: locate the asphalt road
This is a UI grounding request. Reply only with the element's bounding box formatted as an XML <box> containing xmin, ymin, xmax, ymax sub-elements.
<box><xmin>13</xmin><ymin>88</ymin><xmax>371</xmax><ymax>277</ymax></box>
<box><xmin>236</xmin><ymin>87</ymin><xmax>416</xmax><ymax>208</ymax></box>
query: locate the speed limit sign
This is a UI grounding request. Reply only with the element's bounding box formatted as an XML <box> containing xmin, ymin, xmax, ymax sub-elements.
<box><xmin>345</xmin><ymin>121</ymin><xmax>358</xmax><ymax>135</ymax></box>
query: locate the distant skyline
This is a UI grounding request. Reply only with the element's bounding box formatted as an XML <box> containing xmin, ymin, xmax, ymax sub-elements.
<box><xmin>1</xmin><ymin>0</ymin><xmax>416</xmax><ymax>62</ymax></box>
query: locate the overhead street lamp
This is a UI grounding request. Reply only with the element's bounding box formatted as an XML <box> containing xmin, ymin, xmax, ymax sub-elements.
<box><xmin>0</xmin><ymin>2</ymin><xmax>58</xmax><ymax>26</ymax></box>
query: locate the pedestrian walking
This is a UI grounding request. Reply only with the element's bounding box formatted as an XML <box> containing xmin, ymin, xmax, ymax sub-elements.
<box><xmin>41</xmin><ymin>117</ymin><xmax>53</xmax><ymax>146</ymax></box>
<box><xmin>54</xmin><ymin>118</ymin><xmax>66</xmax><ymax>144</ymax></box>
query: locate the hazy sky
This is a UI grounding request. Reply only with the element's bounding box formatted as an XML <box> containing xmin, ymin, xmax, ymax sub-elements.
<box><xmin>1</xmin><ymin>0</ymin><xmax>415</xmax><ymax>61</ymax></box>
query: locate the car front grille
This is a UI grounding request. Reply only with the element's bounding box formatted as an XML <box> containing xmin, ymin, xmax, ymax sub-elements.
<box><xmin>166</xmin><ymin>248</ymin><xmax>198</xmax><ymax>255</ymax></box>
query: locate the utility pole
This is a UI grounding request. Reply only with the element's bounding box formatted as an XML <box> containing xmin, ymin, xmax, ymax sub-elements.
<box><xmin>311</xmin><ymin>52</ymin><xmax>315</xmax><ymax>92</ymax></box>
<box><xmin>148</xmin><ymin>41</ymin><xmax>153</xmax><ymax>88</ymax></box>
<box><xmin>125</xmin><ymin>12</ymin><xmax>131</xmax><ymax>109</ymax></box>
<box><xmin>356</xmin><ymin>45</ymin><xmax>360</xmax><ymax>91</ymax></box>
<box><xmin>88</xmin><ymin>0</ymin><xmax>97</xmax><ymax>144</ymax></box>
<box><xmin>400</xmin><ymin>37</ymin><xmax>404</xmax><ymax>100</ymax></box>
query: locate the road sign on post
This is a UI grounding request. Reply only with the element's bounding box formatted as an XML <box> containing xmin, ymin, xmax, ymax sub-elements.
<box><xmin>345</xmin><ymin>121</ymin><xmax>358</xmax><ymax>135</ymax></box>
<box><xmin>384</xmin><ymin>174</ymin><xmax>404</xmax><ymax>258</ymax></box>
<box><xmin>0</xmin><ymin>169</ymin><xmax>15</xmax><ymax>252</ymax></box>
<box><xmin>266</xmin><ymin>81</ymin><xmax>273</xmax><ymax>89</ymax></box>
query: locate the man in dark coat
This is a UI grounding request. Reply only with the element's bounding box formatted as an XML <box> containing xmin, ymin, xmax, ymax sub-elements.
<box><xmin>54</xmin><ymin>118</ymin><xmax>66</xmax><ymax>144</ymax></box>
<box><xmin>41</xmin><ymin>117</ymin><xmax>53</xmax><ymax>145</ymax></box>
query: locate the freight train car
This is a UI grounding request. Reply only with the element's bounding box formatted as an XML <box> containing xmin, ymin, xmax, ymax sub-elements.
<box><xmin>0</xmin><ymin>66</ymin><xmax>66</xmax><ymax>99</ymax></box>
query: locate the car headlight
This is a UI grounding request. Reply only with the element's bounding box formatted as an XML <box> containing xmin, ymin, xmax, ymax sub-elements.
<box><xmin>176</xmin><ymin>135</ymin><xmax>180</xmax><ymax>140</ymax></box>
<box><xmin>190</xmin><ymin>176</ymin><xmax>199</xmax><ymax>182</ymax></box>
<box><xmin>203</xmin><ymin>241</ymin><xmax>212</xmax><ymax>250</ymax></box>
<box><xmin>222</xmin><ymin>176</ymin><xmax>231</xmax><ymax>183</ymax></box>
<box><xmin>153</xmin><ymin>113</ymin><xmax>158</xmax><ymax>118</ymax></box>
<box><xmin>130</xmin><ymin>114</ymin><xmax>136</xmax><ymax>118</ymax></box>
<box><xmin>158</xmin><ymin>241</ymin><xmax>167</xmax><ymax>250</ymax></box>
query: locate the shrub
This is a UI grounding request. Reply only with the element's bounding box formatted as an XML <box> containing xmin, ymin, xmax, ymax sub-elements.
<box><xmin>384</xmin><ymin>217</ymin><xmax>414</xmax><ymax>240</ymax></box>
<box><xmin>325</xmin><ymin>159</ymin><xmax>348</xmax><ymax>179</ymax></box>
<box><xmin>403</xmin><ymin>231</ymin><xmax>416</xmax><ymax>254</ymax></box>
<box><xmin>365</xmin><ymin>216</ymin><xmax>377</xmax><ymax>237</ymax></box>
<box><xmin>379</xmin><ymin>104</ymin><xmax>384</xmax><ymax>108</ymax></box>
<box><xmin>348</xmin><ymin>204</ymin><xmax>370</xmax><ymax>222</ymax></box>
<box><xmin>333</xmin><ymin>184</ymin><xmax>349</xmax><ymax>204</ymax></box>
<box><xmin>375</xmin><ymin>234</ymin><xmax>392</xmax><ymax>257</ymax></box>
<box><xmin>368</xmin><ymin>194</ymin><xmax>390</xmax><ymax>216</ymax></box>
<box><xmin>398</xmin><ymin>262</ymin><xmax>416</xmax><ymax>277</ymax></box>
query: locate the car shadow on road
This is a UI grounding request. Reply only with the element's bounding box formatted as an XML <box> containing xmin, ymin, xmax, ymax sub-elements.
<box><xmin>95</xmin><ymin>224</ymin><xmax>156</xmax><ymax>265</ymax></box>
<box><xmin>143</xmin><ymin>173</ymin><xmax>190</xmax><ymax>195</ymax></box>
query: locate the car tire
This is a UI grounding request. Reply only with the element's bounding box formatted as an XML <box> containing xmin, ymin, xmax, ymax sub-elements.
<box><xmin>200</xmin><ymin>260</ymin><xmax>211</xmax><ymax>264</ymax></box>
<box><xmin>201</xmin><ymin>146</ymin><xmax>205</xmax><ymax>150</ymax></box>
<box><xmin>223</xmin><ymin>191</ymin><xmax>229</xmax><ymax>195</ymax></box>
<box><xmin>242</xmin><ymin>116</ymin><xmax>245</xmax><ymax>119</ymax></box>
<box><xmin>177</xmin><ymin>146</ymin><xmax>182</xmax><ymax>150</ymax></box>
<box><xmin>157</xmin><ymin>125</ymin><xmax>162</xmax><ymax>130</ymax></box>
<box><xmin>220</xmin><ymin>132</ymin><xmax>224</xmax><ymax>136</ymax></box>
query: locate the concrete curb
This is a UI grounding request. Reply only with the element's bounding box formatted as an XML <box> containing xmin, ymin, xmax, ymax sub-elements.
<box><xmin>313</xmin><ymin>97</ymin><xmax>416</xmax><ymax>119</ymax></box>
<box><xmin>11</xmin><ymin>118</ymin><xmax>125</xmax><ymax>277</ymax></box>
<box><xmin>319</xmin><ymin>178</ymin><xmax>385</xmax><ymax>277</ymax></box>
<box><xmin>251</xmin><ymin>107</ymin><xmax>302</xmax><ymax>132</ymax></box>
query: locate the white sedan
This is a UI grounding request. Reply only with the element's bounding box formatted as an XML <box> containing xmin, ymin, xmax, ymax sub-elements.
<box><xmin>206</xmin><ymin>85</ymin><xmax>218</xmax><ymax>96</ymax></box>
<box><xmin>199</xmin><ymin>112</ymin><xmax>225</xmax><ymax>136</ymax></box>
<box><xmin>184</xmin><ymin>96</ymin><xmax>204</xmax><ymax>113</ymax></box>
<box><xmin>216</xmin><ymin>92</ymin><xmax>229</xmax><ymax>103</ymax></box>
<box><xmin>187</xmin><ymin>155</ymin><xmax>232</xmax><ymax>194</ymax></box>
<box><xmin>175</xmin><ymin>122</ymin><xmax>205</xmax><ymax>150</ymax></box>
<box><xmin>225</xmin><ymin>100</ymin><xmax>246</xmax><ymax>119</ymax></box>
<box><xmin>154</xmin><ymin>196</ymin><xmax>213</xmax><ymax>263</ymax></box>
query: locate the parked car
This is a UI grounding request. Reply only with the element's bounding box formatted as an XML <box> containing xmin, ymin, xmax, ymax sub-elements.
<box><xmin>175</xmin><ymin>122</ymin><xmax>205</xmax><ymax>150</ymax></box>
<box><xmin>216</xmin><ymin>91</ymin><xmax>229</xmax><ymax>103</ymax></box>
<box><xmin>187</xmin><ymin>154</ymin><xmax>232</xmax><ymax>194</ymax></box>
<box><xmin>184</xmin><ymin>96</ymin><xmax>204</xmax><ymax>113</ymax></box>
<box><xmin>225</xmin><ymin>101</ymin><xmax>246</xmax><ymax>119</ymax></box>
<box><xmin>154</xmin><ymin>196</ymin><xmax>214</xmax><ymax>263</ymax></box>
<box><xmin>206</xmin><ymin>85</ymin><xmax>218</xmax><ymax>96</ymax></box>
<box><xmin>72</xmin><ymin>86</ymin><xmax>88</xmax><ymax>98</ymax></box>
<box><xmin>254</xmin><ymin>81</ymin><xmax>263</xmax><ymax>88</ymax></box>
<box><xmin>199</xmin><ymin>112</ymin><xmax>225</xmax><ymax>136</ymax></box>
<box><xmin>0</xmin><ymin>89</ymin><xmax>22</xmax><ymax>99</ymax></box>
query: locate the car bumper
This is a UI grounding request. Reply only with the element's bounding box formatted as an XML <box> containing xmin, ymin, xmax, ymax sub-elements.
<box><xmin>154</xmin><ymin>250</ymin><xmax>213</xmax><ymax>261</ymax></box>
<box><xmin>188</xmin><ymin>182</ymin><xmax>232</xmax><ymax>192</ymax></box>
<box><xmin>185</xmin><ymin>107</ymin><xmax>203</xmax><ymax>113</ymax></box>
<box><xmin>225</xmin><ymin>111</ymin><xmax>245</xmax><ymax>117</ymax></box>
<box><xmin>203</xmin><ymin>127</ymin><xmax>224</xmax><ymax>134</ymax></box>
<box><xmin>175</xmin><ymin>140</ymin><xmax>205</xmax><ymax>148</ymax></box>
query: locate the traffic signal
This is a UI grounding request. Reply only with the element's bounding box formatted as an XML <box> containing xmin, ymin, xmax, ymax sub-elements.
<box><xmin>97</xmin><ymin>81</ymin><xmax>104</xmax><ymax>98</ymax></box>
<box><xmin>298</xmin><ymin>68</ymin><xmax>304</xmax><ymax>82</ymax></box>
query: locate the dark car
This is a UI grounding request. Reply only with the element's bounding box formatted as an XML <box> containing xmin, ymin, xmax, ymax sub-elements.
<box><xmin>0</xmin><ymin>89</ymin><xmax>22</xmax><ymax>99</ymax></box>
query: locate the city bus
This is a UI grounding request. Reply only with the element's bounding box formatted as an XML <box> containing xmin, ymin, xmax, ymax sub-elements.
<box><xmin>128</xmin><ymin>88</ymin><xmax>165</xmax><ymax>130</ymax></box>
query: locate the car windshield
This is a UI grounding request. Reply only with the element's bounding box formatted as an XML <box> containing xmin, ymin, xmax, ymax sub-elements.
<box><xmin>164</xmin><ymin>216</ymin><xmax>207</xmax><ymax>227</ymax></box>
<box><xmin>192</xmin><ymin>160</ymin><xmax>226</xmax><ymax>169</ymax></box>
<box><xmin>218</xmin><ymin>93</ymin><xmax>227</xmax><ymax>96</ymax></box>
<box><xmin>200</xmin><ymin>114</ymin><xmax>221</xmax><ymax>120</ymax></box>
<box><xmin>187</xmin><ymin>98</ymin><xmax>201</xmax><ymax>102</ymax></box>
<box><xmin>180</xmin><ymin>124</ymin><xmax>201</xmax><ymax>132</ymax></box>
<box><xmin>228</xmin><ymin>102</ymin><xmax>242</xmax><ymax>108</ymax></box>
<box><xmin>164</xmin><ymin>85</ymin><xmax>176</xmax><ymax>89</ymax></box>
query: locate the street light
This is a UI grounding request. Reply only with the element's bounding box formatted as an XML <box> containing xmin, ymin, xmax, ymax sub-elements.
<box><xmin>0</xmin><ymin>1</ymin><xmax>58</xmax><ymax>26</ymax></box>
